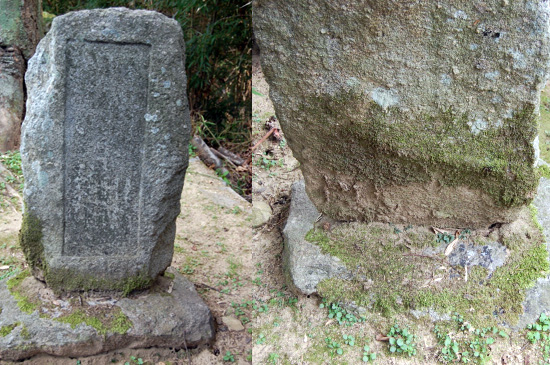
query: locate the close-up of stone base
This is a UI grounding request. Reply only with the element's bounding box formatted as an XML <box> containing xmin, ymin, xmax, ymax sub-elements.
<box><xmin>284</xmin><ymin>179</ymin><xmax>550</xmax><ymax>328</ymax></box>
<box><xmin>0</xmin><ymin>267</ymin><xmax>215</xmax><ymax>361</ymax></box>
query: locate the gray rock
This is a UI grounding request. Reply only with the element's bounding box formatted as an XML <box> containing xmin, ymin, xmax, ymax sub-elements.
<box><xmin>518</xmin><ymin>177</ymin><xmax>550</xmax><ymax>328</ymax></box>
<box><xmin>254</xmin><ymin>1</ymin><xmax>550</xmax><ymax>228</ymax></box>
<box><xmin>221</xmin><ymin>316</ymin><xmax>245</xmax><ymax>331</ymax></box>
<box><xmin>0</xmin><ymin>268</ymin><xmax>214</xmax><ymax>361</ymax></box>
<box><xmin>447</xmin><ymin>241</ymin><xmax>507</xmax><ymax>274</ymax></box>
<box><xmin>251</xmin><ymin>201</ymin><xmax>272</xmax><ymax>228</ymax></box>
<box><xmin>21</xmin><ymin>8</ymin><xmax>191</xmax><ymax>292</ymax></box>
<box><xmin>283</xmin><ymin>180</ymin><xmax>352</xmax><ymax>295</ymax></box>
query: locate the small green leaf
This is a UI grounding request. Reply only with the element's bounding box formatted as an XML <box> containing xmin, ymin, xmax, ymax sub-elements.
<box><xmin>390</xmin><ymin>346</ymin><xmax>397</xmax><ymax>353</ymax></box>
<box><xmin>252</xmin><ymin>88</ymin><xmax>265</xmax><ymax>97</ymax></box>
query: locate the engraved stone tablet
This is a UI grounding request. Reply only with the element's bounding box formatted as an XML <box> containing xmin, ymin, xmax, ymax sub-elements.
<box><xmin>20</xmin><ymin>8</ymin><xmax>191</xmax><ymax>292</ymax></box>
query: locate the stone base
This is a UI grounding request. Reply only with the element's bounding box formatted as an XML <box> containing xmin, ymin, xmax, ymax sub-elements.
<box><xmin>0</xmin><ymin>267</ymin><xmax>215</xmax><ymax>361</ymax></box>
<box><xmin>284</xmin><ymin>179</ymin><xmax>550</xmax><ymax>327</ymax></box>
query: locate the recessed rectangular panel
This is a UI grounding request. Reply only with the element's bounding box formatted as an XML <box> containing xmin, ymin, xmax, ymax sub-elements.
<box><xmin>63</xmin><ymin>41</ymin><xmax>150</xmax><ymax>256</ymax></box>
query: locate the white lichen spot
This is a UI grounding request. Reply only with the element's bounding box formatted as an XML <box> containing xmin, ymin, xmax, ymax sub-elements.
<box><xmin>164</xmin><ymin>134</ymin><xmax>171</xmax><ymax>140</ymax></box>
<box><xmin>491</xmin><ymin>95</ymin><xmax>503</xmax><ymax>103</ymax></box>
<box><xmin>371</xmin><ymin>87</ymin><xmax>399</xmax><ymax>110</ymax></box>
<box><xmin>152</xmin><ymin>92</ymin><xmax>160</xmax><ymax>98</ymax></box>
<box><xmin>495</xmin><ymin>119</ymin><xmax>503</xmax><ymax>128</ymax></box>
<box><xmin>161</xmin><ymin>67</ymin><xmax>166</xmax><ymax>74</ymax></box>
<box><xmin>163</xmin><ymin>81</ymin><xmax>171</xmax><ymax>88</ymax></box>
<box><xmin>151</xmin><ymin>127</ymin><xmax>160</xmax><ymax>134</ymax></box>
<box><xmin>346</xmin><ymin>77</ymin><xmax>360</xmax><ymax>87</ymax></box>
<box><xmin>484</xmin><ymin>70</ymin><xmax>500</xmax><ymax>81</ymax></box>
<box><xmin>144</xmin><ymin>113</ymin><xmax>158</xmax><ymax>122</ymax></box>
<box><xmin>453</xmin><ymin>10</ymin><xmax>468</xmax><ymax>20</ymax></box>
<box><xmin>508</xmin><ymin>49</ymin><xmax>526</xmax><ymax>69</ymax></box>
<box><xmin>468</xmin><ymin>118</ymin><xmax>488</xmax><ymax>135</ymax></box>
<box><xmin>440</xmin><ymin>74</ymin><xmax>452</xmax><ymax>86</ymax></box>
<box><xmin>320</xmin><ymin>28</ymin><xmax>328</xmax><ymax>34</ymax></box>
<box><xmin>176</xmin><ymin>99</ymin><xmax>182</xmax><ymax>106</ymax></box>
<box><xmin>469</xmin><ymin>44</ymin><xmax>479</xmax><ymax>51</ymax></box>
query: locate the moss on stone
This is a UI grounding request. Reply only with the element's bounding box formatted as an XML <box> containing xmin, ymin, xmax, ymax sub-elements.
<box><xmin>18</xmin><ymin>212</ymin><xmax>45</xmax><ymax>275</ymax></box>
<box><xmin>306</xmin><ymin>96</ymin><xmax>538</xmax><ymax>214</ymax></box>
<box><xmin>312</xmin><ymin>208</ymin><xmax>549</xmax><ymax>327</ymax></box>
<box><xmin>19</xmin><ymin>324</ymin><xmax>30</xmax><ymax>340</ymax></box>
<box><xmin>7</xmin><ymin>270</ymin><xmax>39</xmax><ymax>314</ymax></box>
<box><xmin>44</xmin><ymin>267</ymin><xmax>153</xmax><ymax>296</ymax></box>
<box><xmin>55</xmin><ymin>307</ymin><xmax>132</xmax><ymax>336</ymax></box>
<box><xmin>163</xmin><ymin>271</ymin><xmax>175</xmax><ymax>280</ymax></box>
<box><xmin>0</xmin><ymin>322</ymin><xmax>19</xmax><ymax>337</ymax></box>
<box><xmin>539</xmin><ymin>165</ymin><xmax>550</xmax><ymax>179</ymax></box>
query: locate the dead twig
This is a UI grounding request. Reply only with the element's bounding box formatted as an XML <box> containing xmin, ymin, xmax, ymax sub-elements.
<box><xmin>444</xmin><ymin>237</ymin><xmax>459</xmax><ymax>256</ymax></box>
<box><xmin>251</xmin><ymin>128</ymin><xmax>275</xmax><ymax>151</ymax></box>
<box><xmin>376</xmin><ymin>334</ymin><xmax>390</xmax><ymax>342</ymax></box>
<box><xmin>211</xmin><ymin>148</ymin><xmax>237</xmax><ymax>169</ymax></box>
<box><xmin>217</xmin><ymin>146</ymin><xmax>245</xmax><ymax>166</ymax></box>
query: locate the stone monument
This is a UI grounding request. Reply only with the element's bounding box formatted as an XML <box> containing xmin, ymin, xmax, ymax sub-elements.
<box><xmin>21</xmin><ymin>7</ymin><xmax>190</xmax><ymax>293</ymax></box>
<box><xmin>254</xmin><ymin>0</ymin><xmax>550</xmax><ymax>228</ymax></box>
<box><xmin>0</xmin><ymin>8</ymin><xmax>214</xmax><ymax>360</ymax></box>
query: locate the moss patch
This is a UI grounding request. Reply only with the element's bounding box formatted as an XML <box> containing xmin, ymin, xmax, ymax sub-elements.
<box><xmin>55</xmin><ymin>307</ymin><xmax>132</xmax><ymax>336</ymax></box>
<box><xmin>307</xmin><ymin>96</ymin><xmax>538</xmax><ymax>211</ymax></box>
<box><xmin>6</xmin><ymin>270</ymin><xmax>39</xmax><ymax>314</ymax></box>
<box><xmin>539</xmin><ymin>165</ymin><xmax>550</xmax><ymax>179</ymax></box>
<box><xmin>44</xmin><ymin>267</ymin><xmax>153</xmax><ymax>296</ymax></box>
<box><xmin>6</xmin><ymin>269</ymin><xmax>133</xmax><ymax>336</ymax></box>
<box><xmin>18</xmin><ymin>212</ymin><xmax>45</xmax><ymax>275</ymax></box>
<box><xmin>0</xmin><ymin>322</ymin><xmax>19</xmax><ymax>337</ymax></box>
<box><xmin>538</xmin><ymin>90</ymin><xmax>550</xmax><ymax>163</ymax></box>
<box><xmin>311</xmin><ymin>207</ymin><xmax>549</xmax><ymax>327</ymax></box>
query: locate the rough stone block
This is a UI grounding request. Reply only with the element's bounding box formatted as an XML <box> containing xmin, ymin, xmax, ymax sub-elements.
<box><xmin>0</xmin><ymin>268</ymin><xmax>215</xmax><ymax>361</ymax></box>
<box><xmin>21</xmin><ymin>8</ymin><xmax>191</xmax><ymax>293</ymax></box>
<box><xmin>254</xmin><ymin>1</ymin><xmax>550</xmax><ymax>227</ymax></box>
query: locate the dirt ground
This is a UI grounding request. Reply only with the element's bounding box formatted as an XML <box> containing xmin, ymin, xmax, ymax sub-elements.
<box><xmin>250</xmin><ymin>52</ymin><xmax>550</xmax><ymax>364</ymax></box>
<box><xmin>0</xmin><ymin>158</ymin><xmax>254</xmax><ymax>364</ymax></box>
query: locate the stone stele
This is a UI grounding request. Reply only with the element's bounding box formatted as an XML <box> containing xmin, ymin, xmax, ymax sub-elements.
<box><xmin>254</xmin><ymin>1</ymin><xmax>550</xmax><ymax>227</ymax></box>
<box><xmin>21</xmin><ymin>8</ymin><xmax>191</xmax><ymax>293</ymax></box>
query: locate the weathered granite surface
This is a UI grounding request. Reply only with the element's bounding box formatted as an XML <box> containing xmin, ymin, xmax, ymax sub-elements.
<box><xmin>254</xmin><ymin>1</ymin><xmax>550</xmax><ymax>227</ymax></box>
<box><xmin>0</xmin><ymin>268</ymin><xmax>215</xmax><ymax>361</ymax></box>
<box><xmin>518</xmin><ymin>177</ymin><xmax>550</xmax><ymax>328</ymax></box>
<box><xmin>282</xmin><ymin>181</ymin><xmax>352</xmax><ymax>295</ymax></box>
<box><xmin>21</xmin><ymin>8</ymin><xmax>191</xmax><ymax>292</ymax></box>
